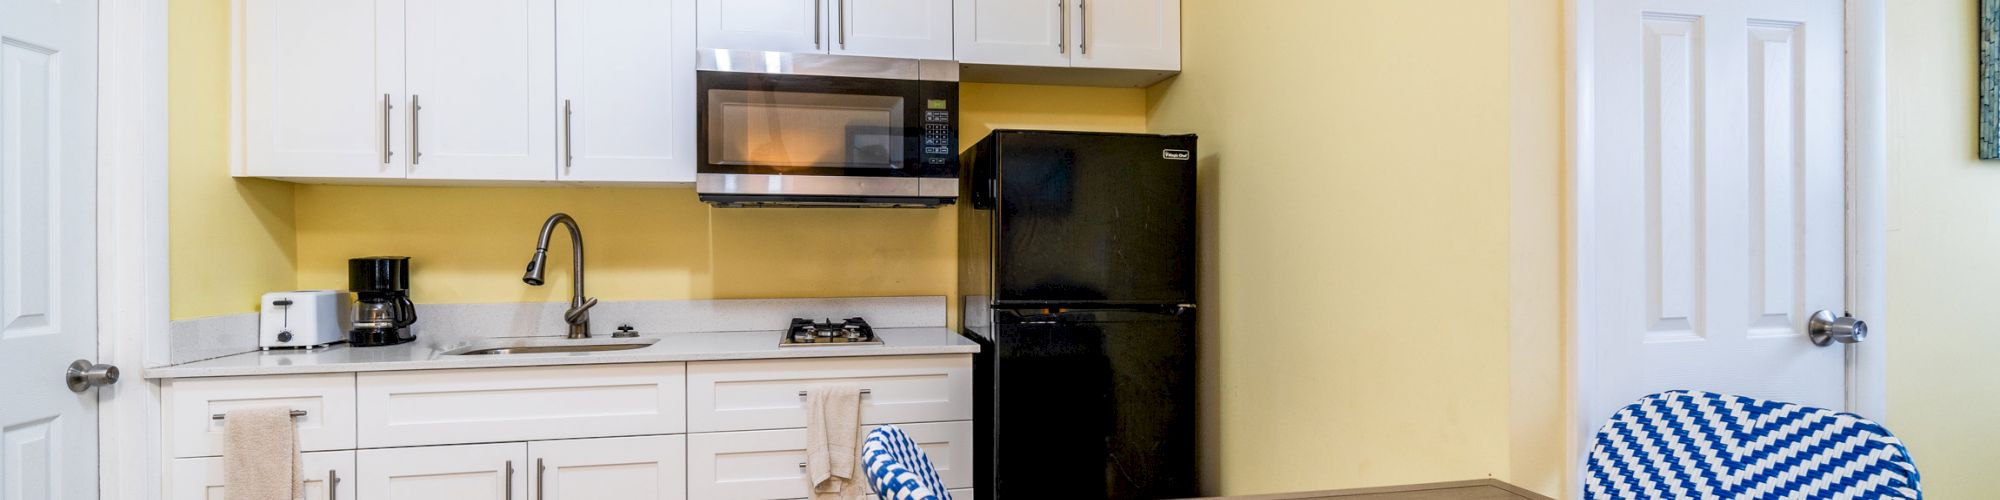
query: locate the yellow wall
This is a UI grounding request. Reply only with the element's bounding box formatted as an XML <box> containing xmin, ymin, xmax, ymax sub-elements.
<box><xmin>1504</xmin><ymin>0</ymin><xmax>1565</xmax><ymax>495</ymax></box>
<box><xmin>1146</xmin><ymin>0</ymin><xmax>1560</xmax><ymax>495</ymax></box>
<box><xmin>169</xmin><ymin>0</ymin><xmax>298</xmax><ymax>320</ymax></box>
<box><xmin>1886</xmin><ymin>1</ymin><xmax>2000</xmax><ymax>496</ymax></box>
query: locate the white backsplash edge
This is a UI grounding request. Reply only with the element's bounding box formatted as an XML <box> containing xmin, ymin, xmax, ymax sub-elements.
<box><xmin>165</xmin><ymin>296</ymin><xmax>949</xmax><ymax>366</ymax></box>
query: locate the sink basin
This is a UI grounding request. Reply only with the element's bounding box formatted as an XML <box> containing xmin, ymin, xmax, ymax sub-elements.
<box><xmin>442</xmin><ymin>337</ymin><xmax>659</xmax><ymax>356</ymax></box>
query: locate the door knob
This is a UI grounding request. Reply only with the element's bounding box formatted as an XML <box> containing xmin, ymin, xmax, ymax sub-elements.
<box><xmin>64</xmin><ymin>360</ymin><xmax>119</xmax><ymax>393</ymax></box>
<box><xmin>1808</xmin><ymin>310</ymin><xmax>1868</xmax><ymax>346</ymax></box>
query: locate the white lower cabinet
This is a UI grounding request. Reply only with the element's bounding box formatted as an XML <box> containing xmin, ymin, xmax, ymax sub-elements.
<box><xmin>687</xmin><ymin>420</ymin><xmax>974</xmax><ymax>499</ymax></box>
<box><xmin>358</xmin><ymin>443</ymin><xmax>527</xmax><ymax>500</ymax></box>
<box><xmin>531</xmin><ymin>435</ymin><xmax>688</xmax><ymax>500</ymax></box>
<box><xmin>161</xmin><ymin>356</ymin><xmax>974</xmax><ymax>500</ymax></box>
<box><xmin>169</xmin><ymin>450</ymin><xmax>355</xmax><ymax>500</ymax></box>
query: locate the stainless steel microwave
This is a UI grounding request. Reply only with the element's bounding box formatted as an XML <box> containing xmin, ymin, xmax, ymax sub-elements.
<box><xmin>695</xmin><ymin>49</ymin><xmax>959</xmax><ymax>208</ymax></box>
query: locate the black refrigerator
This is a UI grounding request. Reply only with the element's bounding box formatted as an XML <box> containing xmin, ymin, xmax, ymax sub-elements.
<box><xmin>957</xmin><ymin>130</ymin><xmax>1198</xmax><ymax>499</ymax></box>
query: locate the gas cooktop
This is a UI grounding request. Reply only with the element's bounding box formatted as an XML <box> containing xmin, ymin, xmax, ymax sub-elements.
<box><xmin>779</xmin><ymin>317</ymin><xmax>883</xmax><ymax>347</ymax></box>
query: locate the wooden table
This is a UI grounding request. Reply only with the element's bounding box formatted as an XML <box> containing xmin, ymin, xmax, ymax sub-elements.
<box><xmin>1198</xmin><ymin>479</ymin><xmax>1552</xmax><ymax>500</ymax></box>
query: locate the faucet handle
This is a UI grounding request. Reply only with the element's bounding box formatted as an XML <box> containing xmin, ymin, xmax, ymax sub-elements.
<box><xmin>564</xmin><ymin>297</ymin><xmax>599</xmax><ymax>325</ymax></box>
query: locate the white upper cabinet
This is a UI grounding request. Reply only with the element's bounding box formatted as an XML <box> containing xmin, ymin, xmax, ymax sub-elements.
<box><xmin>557</xmin><ymin>0</ymin><xmax>698</xmax><ymax>182</ymax></box>
<box><xmin>241</xmin><ymin>0</ymin><xmax>405</xmax><ymax>179</ymax></box>
<box><xmin>832</xmin><ymin>0</ymin><xmax>954</xmax><ymax>60</ymax></box>
<box><xmin>1068</xmin><ymin>0</ymin><xmax>1179</xmax><ymax>70</ymax></box>
<box><xmin>699</xmin><ymin>0</ymin><xmax>953</xmax><ymax>59</ymax></box>
<box><xmin>696</xmin><ymin>0</ymin><xmax>826</xmax><ymax>54</ymax></box>
<box><xmin>953</xmin><ymin>0</ymin><xmax>1178</xmax><ymax>72</ymax></box>
<box><xmin>404</xmin><ymin>0</ymin><xmax>558</xmax><ymax>181</ymax></box>
<box><xmin>235</xmin><ymin>0</ymin><xmax>696</xmax><ymax>184</ymax></box>
<box><xmin>953</xmin><ymin>0</ymin><xmax>1067</xmax><ymax>67</ymax></box>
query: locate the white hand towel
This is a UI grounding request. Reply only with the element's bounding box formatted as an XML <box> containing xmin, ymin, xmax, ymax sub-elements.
<box><xmin>223</xmin><ymin>406</ymin><xmax>301</xmax><ymax>500</ymax></box>
<box><xmin>806</xmin><ymin>385</ymin><xmax>864</xmax><ymax>500</ymax></box>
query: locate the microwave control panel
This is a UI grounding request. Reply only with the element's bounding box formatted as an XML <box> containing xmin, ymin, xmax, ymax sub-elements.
<box><xmin>922</xmin><ymin>107</ymin><xmax>954</xmax><ymax>165</ymax></box>
<box><xmin>918</xmin><ymin>81</ymin><xmax>957</xmax><ymax>170</ymax></box>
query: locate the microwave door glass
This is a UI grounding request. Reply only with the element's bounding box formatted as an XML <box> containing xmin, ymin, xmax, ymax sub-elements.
<box><xmin>707</xmin><ymin>89</ymin><xmax>907</xmax><ymax>170</ymax></box>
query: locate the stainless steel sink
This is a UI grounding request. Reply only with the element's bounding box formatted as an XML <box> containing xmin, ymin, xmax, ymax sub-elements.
<box><xmin>442</xmin><ymin>337</ymin><xmax>659</xmax><ymax>356</ymax></box>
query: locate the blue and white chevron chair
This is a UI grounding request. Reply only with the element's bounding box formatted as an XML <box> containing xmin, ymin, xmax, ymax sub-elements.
<box><xmin>863</xmin><ymin>425</ymin><xmax>952</xmax><ymax>500</ymax></box>
<box><xmin>1586</xmin><ymin>390</ymin><xmax>1921</xmax><ymax>499</ymax></box>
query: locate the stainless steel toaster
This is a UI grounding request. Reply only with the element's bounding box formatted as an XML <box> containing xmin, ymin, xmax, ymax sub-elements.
<box><xmin>259</xmin><ymin>290</ymin><xmax>351</xmax><ymax>349</ymax></box>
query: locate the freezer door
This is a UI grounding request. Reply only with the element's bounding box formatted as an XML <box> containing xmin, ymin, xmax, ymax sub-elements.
<box><xmin>984</xmin><ymin>309</ymin><xmax>1197</xmax><ymax>499</ymax></box>
<box><xmin>993</xmin><ymin>132</ymin><xmax>1196</xmax><ymax>305</ymax></box>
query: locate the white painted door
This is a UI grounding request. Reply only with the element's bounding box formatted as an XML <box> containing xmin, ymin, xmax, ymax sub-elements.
<box><xmin>358</xmin><ymin>443</ymin><xmax>527</xmax><ymax>500</ymax></box>
<box><xmin>168</xmin><ymin>451</ymin><xmax>355</xmax><ymax>500</ymax></box>
<box><xmin>1585</xmin><ymin>0</ymin><xmax>1847</xmax><ymax>430</ymax></box>
<box><xmin>0</xmin><ymin>0</ymin><xmax>100</xmax><ymax>497</ymax></box>
<box><xmin>530</xmin><ymin>435</ymin><xmax>687</xmax><ymax>500</ymax></box>
<box><xmin>1068</xmin><ymin>0</ymin><xmax>1179</xmax><ymax>70</ymax></box>
<box><xmin>697</xmin><ymin>0</ymin><xmax>828</xmax><ymax>54</ymax></box>
<box><xmin>832</xmin><ymin>0</ymin><xmax>954</xmax><ymax>60</ymax></box>
<box><xmin>556</xmin><ymin>0</ymin><xmax>698</xmax><ymax>182</ymax></box>
<box><xmin>405</xmin><ymin>0</ymin><xmax>557</xmax><ymax>181</ymax></box>
<box><xmin>242</xmin><ymin>0</ymin><xmax>406</xmax><ymax>179</ymax></box>
<box><xmin>953</xmin><ymin>0</ymin><xmax>1069</xmax><ymax>67</ymax></box>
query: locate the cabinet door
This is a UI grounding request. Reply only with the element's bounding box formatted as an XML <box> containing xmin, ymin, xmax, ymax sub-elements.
<box><xmin>687</xmin><ymin>421</ymin><xmax>974</xmax><ymax>499</ymax></box>
<box><xmin>405</xmin><ymin>0</ymin><xmax>558</xmax><ymax>181</ymax></box>
<box><xmin>953</xmin><ymin>0</ymin><xmax>1068</xmax><ymax>67</ymax></box>
<box><xmin>556</xmin><ymin>0</ymin><xmax>698</xmax><ymax>182</ymax></box>
<box><xmin>358</xmin><ymin>443</ymin><xmax>527</xmax><ymax>500</ymax></box>
<box><xmin>832</xmin><ymin>0</ymin><xmax>952</xmax><ymax>60</ymax></box>
<box><xmin>1068</xmin><ymin>0</ymin><xmax>1179</xmax><ymax>70</ymax></box>
<box><xmin>530</xmin><ymin>436</ymin><xmax>687</xmax><ymax>500</ymax></box>
<box><xmin>242</xmin><ymin>0</ymin><xmax>406</xmax><ymax>179</ymax></box>
<box><xmin>168</xmin><ymin>451</ymin><xmax>354</xmax><ymax>500</ymax></box>
<box><xmin>697</xmin><ymin>0</ymin><xmax>827</xmax><ymax>54</ymax></box>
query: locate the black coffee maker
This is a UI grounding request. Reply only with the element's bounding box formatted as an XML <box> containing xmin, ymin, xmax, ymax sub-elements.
<box><xmin>348</xmin><ymin>257</ymin><xmax>417</xmax><ymax>346</ymax></box>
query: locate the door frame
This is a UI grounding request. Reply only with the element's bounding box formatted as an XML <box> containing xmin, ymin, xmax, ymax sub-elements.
<box><xmin>95</xmin><ymin>0</ymin><xmax>171</xmax><ymax>499</ymax></box>
<box><xmin>1561</xmin><ymin>0</ymin><xmax>1889</xmax><ymax>495</ymax></box>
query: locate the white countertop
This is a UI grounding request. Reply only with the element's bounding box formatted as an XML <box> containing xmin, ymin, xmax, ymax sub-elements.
<box><xmin>145</xmin><ymin>327</ymin><xmax>981</xmax><ymax>379</ymax></box>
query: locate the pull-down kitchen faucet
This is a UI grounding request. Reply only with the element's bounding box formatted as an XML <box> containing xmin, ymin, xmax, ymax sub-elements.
<box><xmin>523</xmin><ymin>213</ymin><xmax>596</xmax><ymax>339</ymax></box>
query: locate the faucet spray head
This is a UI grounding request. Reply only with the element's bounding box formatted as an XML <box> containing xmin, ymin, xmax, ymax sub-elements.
<box><xmin>522</xmin><ymin>249</ymin><xmax>548</xmax><ymax>286</ymax></box>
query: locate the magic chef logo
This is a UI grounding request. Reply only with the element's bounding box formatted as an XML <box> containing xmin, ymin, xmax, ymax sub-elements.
<box><xmin>1162</xmin><ymin>149</ymin><xmax>1191</xmax><ymax>161</ymax></box>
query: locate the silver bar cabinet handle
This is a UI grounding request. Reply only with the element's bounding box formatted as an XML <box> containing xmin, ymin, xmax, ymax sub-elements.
<box><xmin>211</xmin><ymin>409</ymin><xmax>307</xmax><ymax>420</ymax></box>
<box><xmin>410</xmin><ymin>94</ymin><xmax>422</xmax><ymax>165</ymax></box>
<box><xmin>797</xmin><ymin>389</ymin><xmax>871</xmax><ymax>397</ymax></box>
<box><xmin>505</xmin><ymin>460</ymin><xmax>514</xmax><ymax>500</ymax></box>
<box><xmin>1056</xmin><ymin>0</ymin><xmax>1065</xmax><ymax>54</ymax></box>
<box><xmin>537</xmin><ymin>459</ymin><xmax>546</xmax><ymax>500</ymax></box>
<box><xmin>563</xmin><ymin>100</ymin><xmax>574</xmax><ymax>169</ymax></box>
<box><xmin>838</xmin><ymin>0</ymin><xmax>846</xmax><ymax>49</ymax></box>
<box><xmin>1078</xmin><ymin>0</ymin><xmax>1087</xmax><ymax>54</ymax></box>
<box><xmin>382</xmin><ymin>94</ymin><xmax>394</xmax><ymax>164</ymax></box>
<box><xmin>814</xmin><ymin>0</ymin><xmax>822</xmax><ymax>49</ymax></box>
<box><xmin>329</xmin><ymin>469</ymin><xmax>339</xmax><ymax>500</ymax></box>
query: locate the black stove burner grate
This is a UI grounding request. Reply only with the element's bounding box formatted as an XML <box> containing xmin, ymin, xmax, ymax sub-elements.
<box><xmin>780</xmin><ymin>317</ymin><xmax>882</xmax><ymax>346</ymax></box>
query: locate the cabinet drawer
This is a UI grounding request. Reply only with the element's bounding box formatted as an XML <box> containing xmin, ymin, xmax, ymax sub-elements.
<box><xmin>165</xmin><ymin>373</ymin><xmax>357</xmax><ymax>458</ymax></box>
<box><xmin>687</xmin><ymin>355</ymin><xmax>973</xmax><ymax>432</ymax></box>
<box><xmin>357</xmin><ymin>363</ymin><xmax>685</xmax><ymax>447</ymax></box>
<box><xmin>687</xmin><ymin>420</ymin><xmax>974</xmax><ymax>499</ymax></box>
<box><xmin>168</xmin><ymin>450</ymin><xmax>353</xmax><ymax>500</ymax></box>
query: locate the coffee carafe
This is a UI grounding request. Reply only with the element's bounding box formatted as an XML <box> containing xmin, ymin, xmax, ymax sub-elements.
<box><xmin>348</xmin><ymin>256</ymin><xmax>417</xmax><ymax>346</ymax></box>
